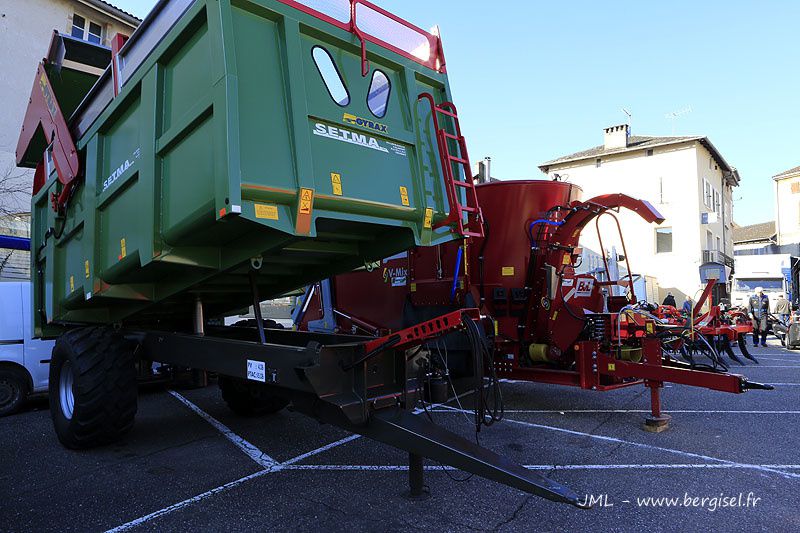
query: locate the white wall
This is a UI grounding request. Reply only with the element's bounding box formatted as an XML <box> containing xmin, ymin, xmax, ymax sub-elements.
<box><xmin>545</xmin><ymin>140</ymin><xmax>735</xmax><ymax>301</ymax></box>
<box><xmin>0</xmin><ymin>0</ymin><xmax>135</xmax><ymax>214</ymax></box>
<box><xmin>774</xmin><ymin>173</ymin><xmax>800</xmax><ymax>245</ymax></box>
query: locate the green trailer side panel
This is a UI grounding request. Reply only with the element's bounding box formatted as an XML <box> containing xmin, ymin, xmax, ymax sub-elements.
<box><xmin>31</xmin><ymin>0</ymin><xmax>463</xmax><ymax>336</ymax></box>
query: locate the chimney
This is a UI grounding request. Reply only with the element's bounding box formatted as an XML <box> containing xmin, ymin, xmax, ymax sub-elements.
<box><xmin>603</xmin><ymin>124</ymin><xmax>630</xmax><ymax>150</ymax></box>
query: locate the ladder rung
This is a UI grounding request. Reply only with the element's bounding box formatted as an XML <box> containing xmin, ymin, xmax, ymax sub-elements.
<box><xmin>461</xmin><ymin>231</ymin><xmax>484</xmax><ymax>238</ymax></box>
<box><xmin>453</xmin><ymin>181</ymin><xmax>474</xmax><ymax>188</ymax></box>
<box><xmin>435</xmin><ymin>108</ymin><xmax>458</xmax><ymax>118</ymax></box>
<box><xmin>459</xmin><ymin>206</ymin><xmax>479</xmax><ymax>213</ymax></box>
<box><xmin>448</xmin><ymin>155</ymin><xmax>468</xmax><ymax>164</ymax></box>
<box><xmin>441</xmin><ymin>132</ymin><xmax>460</xmax><ymax>141</ymax></box>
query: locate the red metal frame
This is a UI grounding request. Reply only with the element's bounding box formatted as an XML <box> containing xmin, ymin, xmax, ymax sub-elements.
<box><xmin>417</xmin><ymin>92</ymin><xmax>483</xmax><ymax>238</ymax></box>
<box><xmin>362</xmin><ymin>308</ymin><xmax>480</xmax><ymax>354</ymax></box>
<box><xmin>16</xmin><ymin>62</ymin><xmax>80</xmax><ymax>211</ymax></box>
<box><xmin>110</xmin><ymin>33</ymin><xmax>129</xmax><ymax>96</ymax></box>
<box><xmin>276</xmin><ymin>0</ymin><xmax>445</xmax><ymax>74</ymax></box>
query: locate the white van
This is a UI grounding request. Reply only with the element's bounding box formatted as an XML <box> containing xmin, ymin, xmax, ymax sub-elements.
<box><xmin>0</xmin><ymin>282</ymin><xmax>54</xmax><ymax>415</ymax></box>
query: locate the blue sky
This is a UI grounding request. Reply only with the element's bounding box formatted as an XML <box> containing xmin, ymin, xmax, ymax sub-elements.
<box><xmin>116</xmin><ymin>0</ymin><xmax>800</xmax><ymax>226</ymax></box>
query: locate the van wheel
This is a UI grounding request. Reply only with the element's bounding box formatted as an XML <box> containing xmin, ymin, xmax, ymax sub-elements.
<box><xmin>50</xmin><ymin>327</ymin><xmax>138</xmax><ymax>449</ymax></box>
<box><xmin>219</xmin><ymin>376</ymin><xmax>288</xmax><ymax>415</ymax></box>
<box><xmin>0</xmin><ymin>367</ymin><xmax>29</xmax><ymax>416</ymax></box>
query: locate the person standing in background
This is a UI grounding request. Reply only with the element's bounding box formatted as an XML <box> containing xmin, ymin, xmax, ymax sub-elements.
<box><xmin>748</xmin><ymin>287</ymin><xmax>770</xmax><ymax>347</ymax></box>
<box><xmin>663</xmin><ymin>292</ymin><xmax>677</xmax><ymax>307</ymax></box>
<box><xmin>682</xmin><ymin>295</ymin><xmax>693</xmax><ymax>315</ymax></box>
<box><xmin>775</xmin><ymin>293</ymin><xmax>791</xmax><ymax>325</ymax></box>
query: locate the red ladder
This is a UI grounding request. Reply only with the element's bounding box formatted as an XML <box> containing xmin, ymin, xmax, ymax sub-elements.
<box><xmin>418</xmin><ymin>93</ymin><xmax>484</xmax><ymax>238</ymax></box>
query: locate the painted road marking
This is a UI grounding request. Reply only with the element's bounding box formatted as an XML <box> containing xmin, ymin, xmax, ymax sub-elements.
<box><xmin>105</xmin><ymin>469</ymin><xmax>273</xmax><ymax>533</ymax></box>
<box><xmin>433</xmin><ymin>406</ymin><xmax>800</xmax><ymax>481</ymax></box>
<box><xmin>280</xmin><ymin>434</ymin><xmax>362</xmax><ymax>467</ymax></box>
<box><xmin>281</xmin><ymin>463</ymin><xmax>800</xmax><ymax>471</ymax></box>
<box><xmin>430</xmin><ymin>409</ymin><xmax>800</xmax><ymax>414</ymax></box>
<box><xmin>168</xmin><ymin>391</ymin><xmax>277</xmax><ymax>469</ymax></box>
<box><xmin>108</xmin><ymin>390</ymin><xmax>473</xmax><ymax>532</ymax></box>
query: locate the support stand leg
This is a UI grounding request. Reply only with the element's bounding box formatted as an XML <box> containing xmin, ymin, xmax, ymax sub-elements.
<box><xmin>406</xmin><ymin>452</ymin><xmax>430</xmax><ymax>500</ymax></box>
<box><xmin>643</xmin><ymin>382</ymin><xmax>671</xmax><ymax>433</ymax></box>
<box><xmin>249</xmin><ymin>268</ymin><xmax>266</xmax><ymax>345</ymax></box>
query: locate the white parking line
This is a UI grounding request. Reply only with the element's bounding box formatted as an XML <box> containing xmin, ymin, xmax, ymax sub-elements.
<box><xmin>105</xmin><ymin>468</ymin><xmax>273</xmax><ymax>533</ymax></box>
<box><xmin>429</xmin><ymin>409</ymin><xmax>800</xmax><ymax>414</ymax></box>
<box><xmin>108</xmin><ymin>389</ymin><xmax>475</xmax><ymax>532</ymax></box>
<box><xmin>737</xmin><ymin>365</ymin><xmax>800</xmax><ymax>368</ymax></box>
<box><xmin>168</xmin><ymin>391</ymin><xmax>278</xmax><ymax>469</ymax></box>
<box><xmin>280</xmin><ymin>434</ymin><xmax>362</xmax><ymax>467</ymax></box>
<box><xmin>472</xmin><ymin>410</ymin><xmax>800</xmax><ymax>481</ymax></box>
<box><xmin>281</xmin><ymin>463</ymin><xmax>800</xmax><ymax>472</ymax></box>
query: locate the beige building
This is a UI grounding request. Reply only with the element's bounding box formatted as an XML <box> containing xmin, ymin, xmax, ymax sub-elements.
<box><xmin>539</xmin><ymin>124</ymin><xmax>740</xmax><ymax>303</ymax></box>
<box><xmin>773</xmin><ymin>165</ymin><xmax>800</xmax><ymax>246</ymax></box>
<box><xmin>0</xmin><ymin>0</ymin><xmax>139</xmax><ymax>278</ymax></box>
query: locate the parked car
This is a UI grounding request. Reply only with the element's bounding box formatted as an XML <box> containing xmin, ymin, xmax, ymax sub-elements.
<box><xmin>0</xmin><ymin>281</ymin><xmax>54</xmax><ymax>416</ymax></box>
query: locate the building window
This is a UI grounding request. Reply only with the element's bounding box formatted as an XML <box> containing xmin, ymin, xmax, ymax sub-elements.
<box><xmin>655</xmin><ymin>227</ymin><xmax>672</xmax><ymax>253</ymax></box>
<box><xmin>71</xmin><ymin>14</ymin><xmax>103</xmax><ymax>44</ymax></box>
<box><xmin>716</xmin><ymin>236</ymin><xmax>721</xmax><ymax>252</ymax></box>
<box><xmin>706</xmin><ymin>230</ymin><xmax>713</xmax><ymax>250</ymax></box>
<box><xmin>703</xmin><ymin>180</ymin><xmax>712</xmax><ymax>208</ymax></box>
<box><xmin>595</xmin><ymin>158</ymin><xmax>601</xmax><ymax>168</ymax></box>
<box><xmin>713</xmin><ymin>189</ymin><xmax>721</xmax><ymax>215</ymax></box>
<box><xmin>311</xmin><ymin>46</ymin><xmax>350</xmax><ymax>106</ymax></box>
<box><xmin>646</xmin><ymin>149</ymin><xmax>654</xmax><ymax>157</ymax></box>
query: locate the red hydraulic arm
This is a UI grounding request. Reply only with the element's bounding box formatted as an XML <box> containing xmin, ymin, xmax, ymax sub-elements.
<box><xmin>16</xmin><ymin>62</ymin><xmax>80</xmax><ymax>213</ymax></box>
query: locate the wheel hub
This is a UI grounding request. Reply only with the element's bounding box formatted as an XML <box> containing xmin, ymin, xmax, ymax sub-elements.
<box><xmin>59</xmin><ymin>361</ymin><xmax>75</xmax><ymax>420</ymax></box>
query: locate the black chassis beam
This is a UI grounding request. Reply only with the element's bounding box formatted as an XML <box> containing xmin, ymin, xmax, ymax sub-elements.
<box><xmin>129</xmin><ymin>328</ymin><xmax>588</xmax><ymax>508</ymax></box>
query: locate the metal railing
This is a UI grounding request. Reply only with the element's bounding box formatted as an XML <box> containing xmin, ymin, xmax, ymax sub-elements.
<box><xmin>702</xmin><ymin>249</ymin><xmax>734</xmax><ymax>268</ymax></box>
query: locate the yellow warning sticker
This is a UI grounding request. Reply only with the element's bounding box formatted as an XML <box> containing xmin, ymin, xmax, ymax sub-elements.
<box><xmin>646</xmin><ymin>322</ymin><xmax>654</xmax><ymax>334</ymax></box>
<box><xmin>399</xmin><ymin>186</ymin><xmax>410</xmax><ymax>206</ymax></box>
<box><xmin>255</xmin><ymin>203</ymin><xmax>279</xmax><ymax>220</ymax></box>
<box><xmin>423</xmin><ymin>208</ymin><xmax>433</xmax><ymax>229</ymax></box>
<box><xmin>608</xmin><ymin>363</ymin><xmax>616</xmax><ymax>372</ymax></box>
<box><xmin>501</xmin><ymin>266</ymin><xmax>515</xmax><ymax>276</ymax></box>
<box><xmin>410</xmin><ymin>283</ymin><xmax>417</xmax><ymax>292</ymax></box>
<box><xmin>84</xmin><ymin>260</ymin><xmax>90</xmax><ymax>278</ymax></box>
<box><xmin>562</xmin><ymin>254</ymin><xmax>572</xmax><ymax>265</ymax></box>
<box><xmin>69</xmin><ymin>276</ymin><xmax>74</xmax><ymax>292</ymax></box>
<box><xmin>120</xmin><ymin>238</ymin><xmax>127</xmax><ymax>259</ymax></box>
<box><xmin>331</xmin><ymin>173</ymin><xmax>343</xmax><ymax>196</ymax></box>
<box><xmin>299</xmin><ymin>188</ymin><xmax>313</xmax><ymax>215</ymax></box>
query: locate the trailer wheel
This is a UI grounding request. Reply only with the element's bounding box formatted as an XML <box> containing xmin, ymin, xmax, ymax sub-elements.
<box><xmin>0</xmin><ymin>366</ymin><xmax>29</xmax><ymax>417</ymax></box>
<box><xmin>219</xmin><ymin>376</ymin><xmax>288</xmax><ymax>415</ymax></box>
<box><xmin>49</xmin><ymin>327</ymin><xmax>138</xmax><ymax>449</ymax></box>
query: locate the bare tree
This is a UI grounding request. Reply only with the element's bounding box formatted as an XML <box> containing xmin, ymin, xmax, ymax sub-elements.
<box><xmin>0</xmin><ymin>164</ymin><xmax>32</xmax><ymax>280</ymax></box>
<box><xmin>0</xmin><ymin>164</ymin><xmax>31</xmax><ymax>219</ymax></box>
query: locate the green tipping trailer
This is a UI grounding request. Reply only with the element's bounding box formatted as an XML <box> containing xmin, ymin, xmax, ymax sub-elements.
<box><xmin>15</xmin><ymin>0</ymin><xmax>585</xmax><ymax>507</ymax></box>
<box><xmin>18</xmin><ymin>0</ymin><xmax>479</xmax><ymax>335</ymax></box>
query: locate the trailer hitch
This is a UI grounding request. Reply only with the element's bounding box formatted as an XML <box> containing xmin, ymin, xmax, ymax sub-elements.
<box><xmin>140</xmin><ymin>308</ymin><xmax>591</xmax><ymax>508</ymax></box>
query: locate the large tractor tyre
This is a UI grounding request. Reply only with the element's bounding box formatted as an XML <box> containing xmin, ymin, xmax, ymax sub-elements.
<box><xmin>219</xmin><ymin>376</ymin><xmax>288</xmax><ymax>416</ymax></box>
<box><xmin>49</xmin><ymin>327</ymin><xmax>138</xmax><ymax>449</ymax></box>
<box><xmin>0</xmin><ymin>366</ymin><xmax>30</xmax><ymax>417</ymax></box>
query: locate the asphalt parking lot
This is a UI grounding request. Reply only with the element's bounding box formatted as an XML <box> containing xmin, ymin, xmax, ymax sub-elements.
<box><xmin>1</xmin><ymin>340</ymin><xmax>799</xmax><ymax>532</ymax></box>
